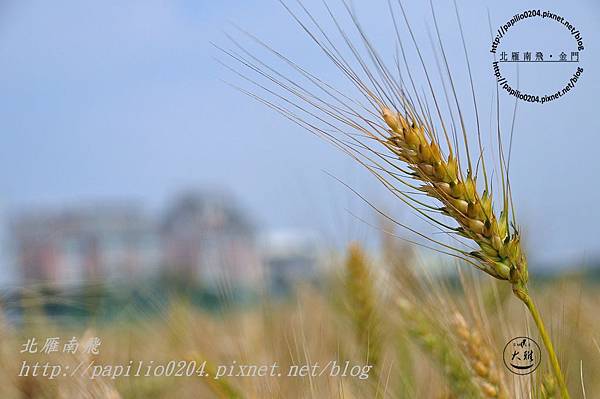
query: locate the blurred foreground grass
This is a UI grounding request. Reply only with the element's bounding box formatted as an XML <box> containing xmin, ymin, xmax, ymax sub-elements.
<box><xmin>0</xmin><ymin>245</ymin><xmax>598</xmax><ymax>398</ymax></box>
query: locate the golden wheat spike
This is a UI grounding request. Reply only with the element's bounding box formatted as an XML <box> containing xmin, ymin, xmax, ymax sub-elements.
<box><xmin>381</xmin><ymin>106</ymin><xmax>526</xmax><ymax>287</ymax></box>
<box><xmin>345</xmin><ymin>243</ymin><xmax>381</xmax><ymax>377</ymax></box>
<box><xmin>396</xmin><ymin>299</ymin><xmax>481</xmax><ymax>398</ymax></box>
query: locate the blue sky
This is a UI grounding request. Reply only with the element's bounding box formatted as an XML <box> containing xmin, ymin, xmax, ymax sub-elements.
<box><xmin>1</xmin><ymin>0</ymin><xmax>599</xmax><ymax>267</ymax></box>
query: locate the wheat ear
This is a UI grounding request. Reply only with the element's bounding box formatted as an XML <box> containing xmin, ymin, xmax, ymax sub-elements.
<box><xmin>540</xmin><ymin>373</ymin><xmax>558</xmax><ymax>399</ymax></box>
<box><xmin>381</xmin><ymin>107</ymin><xmax>524</xmax><ymax>286</ymax></box>
<box><xmin>452</xmin><ymin>312</ymin><xmax>507</xmax><ymax>399</ymax></box>
<box><xmin>396</xmin><ymin>299</ymin><xmax>480</xmax><ymax>398</ymax></box>
<box><xmin>345</xmin><ymin>242</ymin><xmax>381</xmax><ymax>378</ymax></box>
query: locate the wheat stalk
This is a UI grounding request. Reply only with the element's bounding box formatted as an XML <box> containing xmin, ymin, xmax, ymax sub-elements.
<box><xmin>378</xmin><ymin>96</ymin><xmax>570</xmax><ymax>398</ymax></box>
<box><xmin>379</xmin><ymin>104</ymin><xmax>567</xmax><ymax>397</ymax></box>
<box><xmin>379</xmin><ymin>92</ymin><xmax>568</xmax><ymax>398</ymax></box>
<box><xmin>222</xmin><ymin>0</ymin><xmax>570</xmax><ymax>396</ymax></box>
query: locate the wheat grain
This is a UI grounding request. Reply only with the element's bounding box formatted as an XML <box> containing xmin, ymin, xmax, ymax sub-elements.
<box><xmin>451</xmin><ymin>312</ymin><xmax>507</xmax><ymax>399</ymax></box>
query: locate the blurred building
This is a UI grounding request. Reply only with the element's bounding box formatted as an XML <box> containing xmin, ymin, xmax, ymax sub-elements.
<box><xmin>7</xmin><ymin>191</ymin><xmax>280</xmax><ymax>290</ymax></box>
<box><xmin>10</xmin><ymin>204</ymin><xmax>160</xmax><ymax>286</ymax></box>
<box><xmin>260</xmin><ymin>230</ymin><xmax>320</xmax><ymax>293</ymax></box>
<box><xmin>161</xmin><ymin>190</ymin><xmax>263</xmax><ymax>289</ymax></box>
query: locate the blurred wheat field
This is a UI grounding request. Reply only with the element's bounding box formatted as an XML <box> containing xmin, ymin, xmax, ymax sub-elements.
<box><xmin>1</xmin><ymin>241</ymin><xmax>598</xmax><ymax>398</ymax></box>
